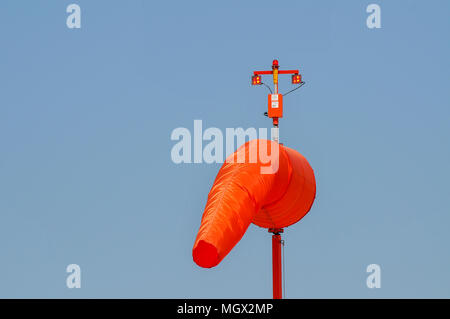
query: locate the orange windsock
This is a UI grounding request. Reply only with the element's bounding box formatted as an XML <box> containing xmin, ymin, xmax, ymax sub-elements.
<box><xmin>192</xmin><ymin>139</ymin><xmax>316</xmax><ymax>268</ymax></box>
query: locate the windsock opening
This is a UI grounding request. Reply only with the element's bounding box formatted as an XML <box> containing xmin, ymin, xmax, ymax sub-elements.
<box><xmin>193</xmin><ymin>139</ymin><xmax>316</xmax><ymax>268</ymax></box>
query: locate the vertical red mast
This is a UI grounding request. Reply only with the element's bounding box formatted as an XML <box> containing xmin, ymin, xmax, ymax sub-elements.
<box><xmin>270</xmin><ymin>59</ymin><xmax>282</xmax><ymax>299</ymax></box>
<box><xmin>270</xmin><ymin>228</ymin><xmax>283</xmax><ymax>299</ymax></box>
<box><xmin>251</xmin><ymin>60</ymin><xmax>303</xmax><ymax>299</ymax></box>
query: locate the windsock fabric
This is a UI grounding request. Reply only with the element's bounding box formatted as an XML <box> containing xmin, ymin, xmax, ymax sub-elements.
<box><xmin>193</xmin><ymin>139</ymin><xmax>316</xmax><ymax>268</ymax></box>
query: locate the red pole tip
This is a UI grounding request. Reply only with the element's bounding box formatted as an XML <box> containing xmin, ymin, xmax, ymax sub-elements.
<box><xmin>272</xmin><ymin>59</ymin><xmax>279</xmax><ymax>68</ymax></box>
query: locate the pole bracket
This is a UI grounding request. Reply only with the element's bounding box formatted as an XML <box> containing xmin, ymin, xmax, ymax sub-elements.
<box><xmin>268</xmin><ymin>228</ymin><xmax>284</xmax><ymax>235</ymax></box>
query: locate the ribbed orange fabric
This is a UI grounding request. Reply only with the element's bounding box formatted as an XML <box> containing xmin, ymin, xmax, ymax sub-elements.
<box><xmin>193</xmin><ymin>139</ymin><xmax>316</xmax><ymax>268</ymax></box>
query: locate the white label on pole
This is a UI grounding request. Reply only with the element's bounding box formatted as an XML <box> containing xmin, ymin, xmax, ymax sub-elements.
<box><xmin>271</xmin><ymin>94</ymin><xmax>278</xmax><ymax>101</ymax></box>
<box><xmin>272</xmin><ymin>101</ymin><xmax>279</xmax><ymax>108</ymax></box>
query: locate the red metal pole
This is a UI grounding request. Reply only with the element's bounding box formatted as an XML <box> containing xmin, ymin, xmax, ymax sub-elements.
<box><xmin>271</xmin><ymin>229</ymin><xmax>283</xmax><ymax>299</ymax></box>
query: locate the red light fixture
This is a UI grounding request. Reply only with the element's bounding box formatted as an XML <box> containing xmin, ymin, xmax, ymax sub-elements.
<box><xmin>272</xmin><ymin>59</ymin><xmax>279</xmax><ymax>69</ymax></box>
<box><xmin>252</xmin><ymin>75</ymin><xmax>262</xmax><ymax>85</ymax></box>
<box><xmin>292</xmin><ymin>74</ymin><xmax>302</xmax><ymax>84</ymax></box>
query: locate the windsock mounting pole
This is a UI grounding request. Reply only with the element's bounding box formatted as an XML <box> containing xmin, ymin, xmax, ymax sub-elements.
<box><xmin>252</xmin><ymin>60</ymin><xmax>303</xmax><ymax>299</ymax></box>
<box><xmin>269</xmin><ymin>228</ymin><xmax>283</xmax><ymax>299</ymax></box>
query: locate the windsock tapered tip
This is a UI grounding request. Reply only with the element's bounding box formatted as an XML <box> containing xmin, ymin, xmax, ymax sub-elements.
<box><xmin>193</xmin><ymin>240</ymin><xmax>219</xmax><ymax>268</ymax></box>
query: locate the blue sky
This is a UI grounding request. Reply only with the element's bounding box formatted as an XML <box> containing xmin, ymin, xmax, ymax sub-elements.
<box><xmin>0</xmin><ymin>0</ymin><xmax>449</xmax><ymax>298</ymax></box>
